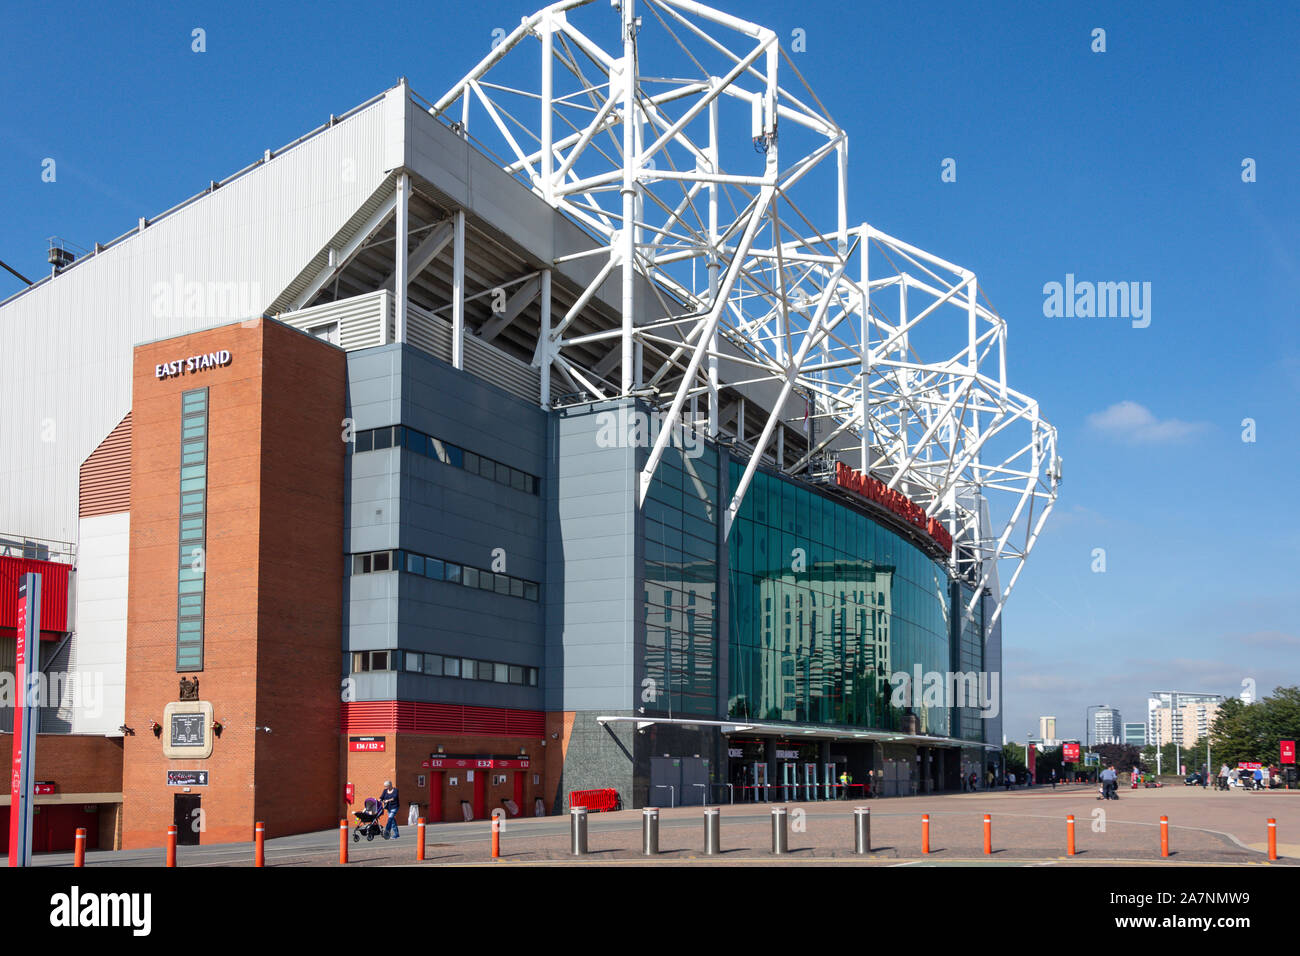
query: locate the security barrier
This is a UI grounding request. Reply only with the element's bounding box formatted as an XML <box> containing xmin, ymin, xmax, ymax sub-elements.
<box><xmin>569</xmin><ymin>788</ymin><xmax>620</xmax><ymax>812</ymax></box>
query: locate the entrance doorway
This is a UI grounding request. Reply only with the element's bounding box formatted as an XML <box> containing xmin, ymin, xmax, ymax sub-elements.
<box><xmin>173</xmin><ymin>794</ymin><xmax>201</xmax><ymax>846</ymax></box>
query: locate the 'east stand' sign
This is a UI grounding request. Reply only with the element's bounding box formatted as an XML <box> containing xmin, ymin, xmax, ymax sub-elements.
<box><xmin>155</xmin><ymin>350</ymin><xmax>232</xmax><ymax>380</ymax></box>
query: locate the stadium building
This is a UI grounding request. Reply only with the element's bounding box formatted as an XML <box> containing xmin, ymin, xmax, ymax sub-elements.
<box><xmin>0</xmin><ymin>0</ymin><xmax>1059</xmax><ymax>851</ymax></box>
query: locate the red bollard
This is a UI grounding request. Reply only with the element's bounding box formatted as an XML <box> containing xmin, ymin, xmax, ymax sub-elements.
<box><xmin>165</xmin><ymin>825</ymin><xmax>177</xmax><ymax>867</ymax></box>
<box><xmin>983</xmin><ymin>814</ymin><xmax>992</xmax><ymax>855</ymax></box>
<box><xmin>254</xmin><ymin>821</ymin><xmax>265</xmax><ymax>867</ymax></box>
<box><xmin>921</xmin><ymin>814</ymin><xmax>930</xmax><ymax>854</ymax></box>
<box><xmin>1160</xmin><ymin>815</ymin><xmax>1169</xmax><ymax>858</ymax></box>
<box><xmin>492</xmin><ymin>815</ymin><xmax>501</xmax><ymax>859</ymax></box>
<box><xmin>417</xmin><ymin>817</ymin><xmax>426</xmax><ymax>861</ymax></box>
<box><xmin>339</xmin><ymin>819</ymin><xmax>349</xmax><ymax>865</ymax></box>
<box><xmin>1066</xmin><ymin>815</ymin><xmax>1076</xmax><ymax>856</ymax></box>
<box><xmin>1267</xmin><ymin>818</ymin><xmax>1277</xmax><ymax>861</ymax></box>
<box><xmin>74</xmin><ymin>828</ymin><xmax>86</xmax><ymax>868</ymax></box>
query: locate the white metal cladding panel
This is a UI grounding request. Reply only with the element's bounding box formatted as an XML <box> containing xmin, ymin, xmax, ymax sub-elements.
<box><xmin>67</xmin><ymin>512</ymin><xmax>129</xmax><ymax>733</ymax></box>
<box><xmin>404</xmin><ymin>302</ymin><xmax>539</xmax><ymax>404</ymax></box>
<box><xmin>406</xmin><ymin>303</ymin><xmax>452</xmax><ymax>364</ymax></box>
<box><xmin>0</xmin><ymin>100</ymin><xmax>391</xmax><ymax>543</ymax></box>
<box><xmin>280</xmin><ymin>290</ymin><xmax>390</xmax><ymax>350</ymax></box>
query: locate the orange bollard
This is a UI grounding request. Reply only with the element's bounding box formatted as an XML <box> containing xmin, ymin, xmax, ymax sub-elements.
<box><xmin>1267</xmin><ymin>818</ymin><xmax>1277</xmax><ymax>861</ymax></box>
<box><xmin>339</xmin><ymin>819</ymin><xmax>349</xmax><ymax>865</ymax></box>
<box><xmin>1066</xmin><ymin>815</ymin><xmax>1076</xmax><ymax>856</ymax></box>
<box><xmin>417</xmin><ymin>817</ymin><xmax>426</xmax><ymax>861</ymax></box>
<box><xmin>165</xmin><ymin>825</ymin><xmax>177</xmax><ymax>867</ymax></box>
<box><xmin>74</xmin><ymin>828</ymin><xmax>86</xmax><ymax>868</ymax></box>
<box><xmin>492</xmin><ymin>815</ymin><xmax>501</xmax><ymax>859</ymax></box>
<box><xmin>254</xmin><ymin>821</ymin><xmax>265</xmax><ymax>867</ymax></box>
<box><xmin>984</xmin><ymin>814</ymin><xmax>992</xmax><ymax>855</ymax></box>
<box><xmin>1160</xmin><ymin>815</ymin><xmax>1169</xmax><ymax>858</ymax></box>
<box><xmin>921</xmin><ymin>813</ymin><xmax>930</xmax><ymax>854</ymax></box>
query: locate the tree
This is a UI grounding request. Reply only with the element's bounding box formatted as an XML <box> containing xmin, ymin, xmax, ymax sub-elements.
<box><xmin>1094</xmin><ymin>742</ymin><xmax>1143</xmax><ymax>771</ymax></box>
<box><xmin>1210</xmin><ymin>686</ymin><xmax>1300</xmax><ymax>766</ymax></box>
<box><xmin>1002</xmin><ymin>742</ymin><xmax>1026</xmax><ymax>776</ymax></box>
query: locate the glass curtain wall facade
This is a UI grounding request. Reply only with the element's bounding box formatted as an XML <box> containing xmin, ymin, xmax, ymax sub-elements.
<box><xmin>728</xmin><ymin>463</ymin><xmax>955</xmax><ymax>735</ymax></box>
<box><xmin>641</xmin><ymin>443</ymin><xmax>719</xmax><ymax>718</ymax></box>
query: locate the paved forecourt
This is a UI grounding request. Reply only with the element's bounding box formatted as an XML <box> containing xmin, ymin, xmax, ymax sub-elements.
<box><xmin>38</xmin><ymin>784</ymin><xmax>1300</xmax><ymax>867</ymax></box>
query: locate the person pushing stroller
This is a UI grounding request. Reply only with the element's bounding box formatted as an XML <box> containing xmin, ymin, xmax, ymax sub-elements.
<box><xmin>1098</xmin><ymin>764</ymin><xmax>1119</xmax><ymax>800</ymax></box>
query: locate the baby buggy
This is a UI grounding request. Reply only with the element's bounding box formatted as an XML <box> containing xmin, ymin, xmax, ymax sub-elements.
<box><xmin>353</xmin><ymin>797</ymin><xmax>390</xmax><ymax>842</ymax></box>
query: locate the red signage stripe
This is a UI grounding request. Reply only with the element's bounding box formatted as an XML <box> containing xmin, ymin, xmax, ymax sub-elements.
<box><xmin>341</xmin><ymin>701</ymin><xmax>544</xmax><ymax>738</ymax></box>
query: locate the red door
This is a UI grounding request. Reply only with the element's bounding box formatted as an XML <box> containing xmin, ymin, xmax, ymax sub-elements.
<box><xmin>512</xmin><ymin>772</ymin><xmax>524</xmax><ymax>815</ymax></box>
<box><xmin>472</xmin><ymin>772</ymin><xmax>486</xmax><ymax>820</ymax></box>
<box><xmin>429</xmin><ymin>772</ymin><xmax>444</xmax><ymax>823</ymax></box>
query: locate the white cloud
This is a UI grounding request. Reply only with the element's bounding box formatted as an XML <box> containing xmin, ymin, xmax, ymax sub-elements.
<box><xmin>1086</xmin><ymin>400</ymin><xmax>1207</xmax><ymax>444</ymax></box>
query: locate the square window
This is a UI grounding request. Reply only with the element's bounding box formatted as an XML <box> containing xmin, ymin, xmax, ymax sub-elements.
<box><xmin>425</xmin><ymin>653</ymin><xmax>442</xmax><ymax>674</ymax></box>
<box><xmin>405</xmin><ymin>652</ymin><xmax>423</xmax><ymax>673</ymax></box>
<box><xmin>443</xmin><ymin>657</ymin><xmax>461</xmax><ymax>678</ymax></box>
<box><xmin>430</xmin><ymin>438</ymin><xmax>449</xmax><ymax>464</ymax></box>
<box><xmin>463</xmin><ymin>657</ymin><xmax>478</xmax><ymax>679</ymax></box>
<box><xmin>493</xmin><ymin>663</ymin><xmax>509</xmax><ymax>683</ymax></box>
<box><xmin>354</xmin><ymin>430</ymin><xmax>373</xmax><ymax>453</ymax></box>
<box><xmin>373</xmin><ymin>427</ymin><xmax>393</xmax><ymax>450</ymax></box>
<box><xmin>477</xmin><ymin>660</ymin><xmax>495</xmax><ymax>681</ymax></box>
<box><xmin>479</xmin><ymin>457</ymin><xmax>495</xmax><ymax>479</ymax></box>
<box><xmin>527</xmin><ymin>668</ymin><xmax>538</xmax><ymax>686</ymax></box>
<box><xmin>462</xmin><ymin>567</ymin><xmax>479</xmax><ymax>589</ymax></box>
<box><xmin>372</xmin><ymin>551</ymin><xmax>390</xmax><ymax>572</ymax></box>
<box><xmin>370</xmin><ymin>651</ymin><xmax>389</xmax><ymax>671</ymax></box>
<box><xmin>493</xmin><ymin>574</ymin><xmax>510</xmax><ymax>595</ymax></box>
<box><xmin>509</xmin><ymin>578</ymin><xmax>524</xmax><ymax>599</ymax></box>
<box><xmin>355</xmin><ymin>554</ymin><xmax>372</xmax><ymax>574</ymax></box>
<box><xmin>508</xmin><ymin>665</ymin><xmax>524</xmax><ymax>684</ymax></box>
<box><xmin>405</xmin><ymin>553</ymin><xmax>424</xmax><ymax>575</ymax></box>
<box><xmin>426</xmin><ymin>558</ymin><xmax>444</xmax><ymax>580</ymax></box>
<box><xmin>524</xmin><ymin>582</ymin><xmax>539</xmax><ymax>602</ymax></box>
<box><xmin>495</xmin><ymin>461</ymin><xmax>510</xmax><ymax>485</ymax></box>
<box><xmin>463</xmin><ymin>451</ymin><xmax>479</xmax><ymax>474</ymax></box>
<box><xmin>510</xmin><ymin>469</ymin><xmax>527</xmax><ymax>492</ymax></box>
<box><xmin>405</xmin><ymin>429</ymin><xmax>427</xmax><ymax>454</ymax></box>
<box><xmin>444</xmin><ymin>562</ymin><xmax>461</xmax><ymax>584</ymax></box>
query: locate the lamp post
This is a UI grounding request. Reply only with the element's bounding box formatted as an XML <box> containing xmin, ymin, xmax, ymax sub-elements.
<box><xmin>1085</xmin><ymin>704</ymin><xmax>1105</xmax><ymax>776</ymax></box>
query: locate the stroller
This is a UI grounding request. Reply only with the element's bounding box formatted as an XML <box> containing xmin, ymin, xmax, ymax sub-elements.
<box><xmin>353</xmin><ymin>797</ymin><xmax>390</xmax><ymax>842</ymax></box>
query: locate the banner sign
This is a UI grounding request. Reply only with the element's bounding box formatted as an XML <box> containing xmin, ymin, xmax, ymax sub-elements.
<box><xmin>348</xmin><ymin>736</ymin><xmax>386</xmax><ymax>753</ymax></box>
<box><xmin>166</xmin><ymin>771</ymin><xmax>209</xmax><ymax>786</ymax></box>
<box><xmin>8</xmin><ymin>574</ymin><xmax>40</xmax><ymax>868</ymax></box>
<box><xmin>421</xmin><ymin>756</ymin><xmax>530</xmax><ymax>770</ymax></box>
<box><xmin>1282</xmin><ymin>741</ymin><xmax>1295</xmax><ymax>765</ymax></box>
<box><xmin>1062</xmin><ymin>742</ymin><xmax>1080</xmax><ymax>763</ymax></box>
<box><xmin>835</xmin><ymin>461</ymin><xmax>955</xmax><ymax>553</ymax></box>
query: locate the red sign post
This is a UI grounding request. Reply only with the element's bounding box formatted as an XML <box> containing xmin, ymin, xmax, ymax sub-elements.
<box><xmin>1062</xmin><ymin>742</ymin><xmax>1080</xmax><ymax>763</ymax></box>
<box><xmin>8</xmin><ymin>573</ymin><xmax>40</xmax><ymax>868</ymax></box>
<box><xmin>1282</xmin><ymin>740</ymin><xmax>1295</xmax><ymax>765</ymax></box>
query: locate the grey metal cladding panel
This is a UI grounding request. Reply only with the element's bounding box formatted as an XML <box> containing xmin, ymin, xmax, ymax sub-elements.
<box><xmin>352</xmin><ymin>672</ymin><xmax>399</xmax><ymax>700</ymax></box>
<box><xmin>396</xmin><ymin>673</ymin><xmax>542</xmax><ymax>711</ymax></box>
<box><xmin>399</xmin><ymin>346</ymin><xmax>546</xmax><ymax>468</ymax></box>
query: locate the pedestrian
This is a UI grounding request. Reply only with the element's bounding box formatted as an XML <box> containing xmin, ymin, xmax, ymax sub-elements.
<box><xmin>1050</xmin><ymin>768</ymin><xmax>1057</xmax><ymax>789</ymax></box>
<box><xmin>970</xmin><ymin>770</ymin><xmax>978</xmax><ymax>792</ymax></box>
<box><xmin>380</xmin><ymin>779</ymin><xmax>401</xmax><ymax>839</ymax></box>
<box><xmin>1218</xmin><ymin>763</ymin><xmax>1229</xmax><ymax>791</ymax></box>
<box><xmin>987</xmin><ymin>768</ymin><xmax>995</xmax><ymax>789</ymax></box>
<box><xmin>1101</xmin><ymin>764</ymin><xmax>1118</xmax><ymax>800</ymax></box>
<box><xmin>1229</xmin><ymin>766</ymin><xmax>1239</xmax><ymax>788</ymax></box>
<box><xmin>1253</xmin><ymin>767</ymin><xmax>1264</xmax><ymax>791</ymax></box>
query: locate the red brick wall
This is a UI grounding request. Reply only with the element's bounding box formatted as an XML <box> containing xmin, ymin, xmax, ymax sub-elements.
<box><xmin>123</xmin><ymin>319</ymin><xmax>344</xmax><ymax>848</ymax></box>
<box><xmin>0</xmin><ymin>734</ymin><xmax>123</xmax><ymax>794</ymax></box>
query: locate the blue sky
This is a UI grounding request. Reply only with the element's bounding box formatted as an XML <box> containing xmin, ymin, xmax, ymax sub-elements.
<box><xmin>2</xmin><ymin>1</ymin><xmax>1297</xmax><ymax>742</ymax></box>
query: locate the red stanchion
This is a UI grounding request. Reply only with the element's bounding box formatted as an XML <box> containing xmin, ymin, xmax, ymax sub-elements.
<box><xmin>1160</xmin><ymin>816</ymin><xmax>1169</xmax><ymax>858</ymax></box>
<box><xmin>983</xmin><ymin>814</ymin><xmax>992</xmax><ymax>855</ymax></box>
<box><xmin>921</xmin><ymin>813</ymin><xmax>930</xmax><ymax>854</ymax></box>
<box><xmin>492</xmin><ymin>815</ymin><xmax>501</xmax><ymax>859</ymax></box>
<box><xmin>417</xmin><ymin>817</ymin><xmax>426</xmax><ymax>860</ymax></box>
<box><xmin>1066</xmin><ymin>815</ymin><xmax>1075</xmax><ymax>856</ymax></box>
<box><xmin>1267</xmin><ymin>818</ymin><xmax>1277</xmax><ymax>861</ymax></box>
<box><xmin>254</xmin><ymin>822</ymin><xmax>265</xmax><ymax>867</ymax></box>
<box><xmin>74</xmin><ymin>828</ymin><xmax>86</xmax><ymax>868</ymax></box>
<box><xmin>339</xmin><ymin>819</ymin><xmax>349</xmax><ymax>865</ymax></box>
<box><xmin>165</xmin><ymin>825</ymin><xmax>177</xmax><ymax>867</ymax></box>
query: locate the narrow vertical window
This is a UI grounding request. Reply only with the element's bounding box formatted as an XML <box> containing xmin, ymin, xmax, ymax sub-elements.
<box><xmin>177</xmin><ymin>387</ymin><xmax>208</xmax><ymax>671</ymax></box>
